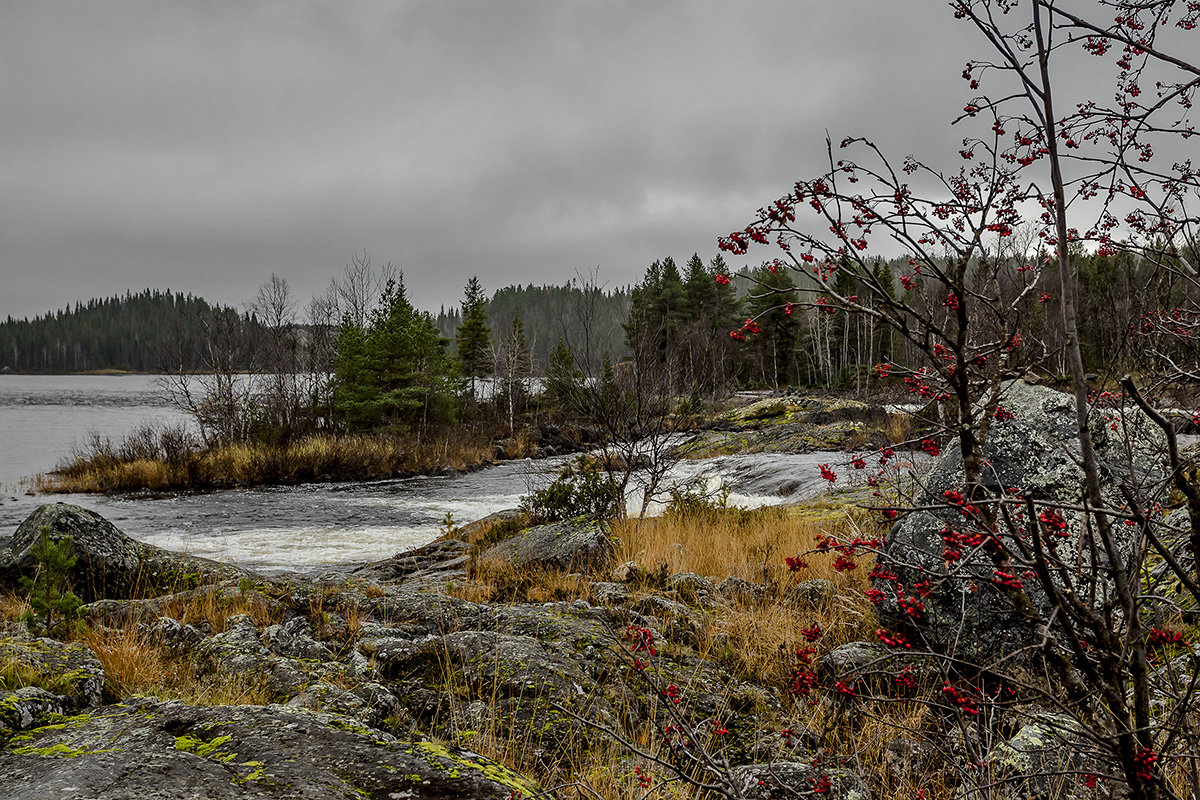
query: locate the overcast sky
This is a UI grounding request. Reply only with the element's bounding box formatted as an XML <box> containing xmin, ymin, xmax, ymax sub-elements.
<box><xmin>1</xmin><ymin>1</ymin><xmax>980</xmax><ymax>320</ymax></box>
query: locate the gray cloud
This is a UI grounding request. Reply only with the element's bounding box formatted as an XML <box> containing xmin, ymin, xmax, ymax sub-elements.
<box><xmin>0</xmin><ymin>1</ymin><xmax>975</xmax><ymax>319</ymax></box>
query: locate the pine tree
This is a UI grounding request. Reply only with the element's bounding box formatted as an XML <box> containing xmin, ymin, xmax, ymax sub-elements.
<box><xmin>19</xmin><ymin>527</ymin><xmax>83</xmax><ymax>637</ymax></box>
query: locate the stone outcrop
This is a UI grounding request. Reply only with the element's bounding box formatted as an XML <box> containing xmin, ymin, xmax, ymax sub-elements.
<box><xmin>476</xmin><ymin>517</ymin><xmax>614</xmax><ymax>572</ymax></box>
<box><xmin>677</xmin><ymin>394</ymin><xmax>898</xmax><ymax>458</ymax></box>
<box><xmin>0</xmin><ymin>637</ymin><xmax>105</xmax><ymax>708</ymax></box>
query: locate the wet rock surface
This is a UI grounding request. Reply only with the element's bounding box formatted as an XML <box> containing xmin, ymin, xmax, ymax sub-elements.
<box><xmin>0</xmin><ymin>698</ymin><xmax>540</xmax><ymax>800</ymax></box>
<box><xmin>875</xmin><ymin>381</ymin><xmax>1167</xmax><ymax>665</ymax></box>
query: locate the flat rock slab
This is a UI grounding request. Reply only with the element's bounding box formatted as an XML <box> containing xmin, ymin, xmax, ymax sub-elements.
<box><xmin>0</xmin><ymin>698</ymin><xmax>539</xmax><ymax>800</ymax></box>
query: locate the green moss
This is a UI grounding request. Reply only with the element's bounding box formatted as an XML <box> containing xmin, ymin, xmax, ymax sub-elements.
<box><xmin>233</xmin><ymin>760</ymin><xmax>267</xmax><ymax>784</ymax></box>
<box><xmin>174</xmin><ymin>733</ymin><xmax>237</xmax><ymax>762</ymax></box>
<box><xmin>412</xmin><ymin>741</ymin><xmax>539</xmax><ymax>795</ymax></box>
<box><xmin>11</xmin><ymin>741</ymin><xmax>120</xmax><ymax>757</ymax></box>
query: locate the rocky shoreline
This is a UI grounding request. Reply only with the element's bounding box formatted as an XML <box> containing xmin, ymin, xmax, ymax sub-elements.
<box><xmin>0</xmin><ymin>501</ymin><xmax>858</xmax><ymax>798</ymax></box>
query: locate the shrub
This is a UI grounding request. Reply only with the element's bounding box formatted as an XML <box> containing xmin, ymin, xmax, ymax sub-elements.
<box><xmin>521</xmin><ymin>457</ymin><xmax>622</xmax><ymax>523</ymax></box>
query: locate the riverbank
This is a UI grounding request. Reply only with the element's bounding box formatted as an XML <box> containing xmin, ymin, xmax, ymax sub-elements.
<box><xmin>37</xmin><ymin>392</ymin><xmax>914</xmax><ymax>496</ymax></box>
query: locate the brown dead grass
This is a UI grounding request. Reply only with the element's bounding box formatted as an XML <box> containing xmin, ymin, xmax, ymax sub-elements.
<box><xmin>79</xmin><ymin>623</ymin><xmax>272</xmax><ymax>706</ymax></box>
<box><xmin>611</xmin><ymin>501</ymin><xmax>881</xmax><ymax>586</ymax></box>
<box><xmin>0</xmin><ymin>590</ymin><xmax>30</xmax><ymax>625</ymax></box>
<box><xmin>439</xmin><ymin>497</ymin><xmax>951</xmax><ymax>799</ymax></box>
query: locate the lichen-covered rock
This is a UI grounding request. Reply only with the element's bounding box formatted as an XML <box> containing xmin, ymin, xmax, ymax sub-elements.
<box><xmin>0</xmin><ymin>698</ymin><xmax>540</xmax><ymax>799</ymax></box>
<box><xmin>819</xmin><ymin>641</ymin><xmax>934</xmax><ymax>695</ymax></box>
<box><xmin>716</xmin><ymin>576</ymin><xmax>767</xmax><ymax>605</ymax></box>
<box><xmin>262</xmin><ymin>617</ymin><xmax>334</xmax><ymax>661</ymax></box>
<box><xmin>0</xmin><ymin>637</ymin><xmax>104</xmax><ymax>707</ymax></box>
<box><xmin>875</xmin><ymin>381</ymin><xmax>1167</xmax><ymax>666</ymax></box>
<box><xmin>962</xmin><ymin>714</ymin><xmax>1103</xmax><ymax>800</ymax></box>
<box><xmin>589</xmin><ymin>581</ymin><xmax>630</xmax><ymax>605</ymax></box>
<box><xmin>477</xmin><ymin>518</ymin><xmax>614</xmax><ymax>572</ymax></box>
<box><xmin>784</xmin><ymin>579</ymin><xmax>834</xmax><ymax>609</ymax></box>
<box><xmin>147</xmin><ymin>616</ymin><xmax>206</xmax><ymax>651</ymax></box>
<box><xmin>286</xmin><ymin>681</ymin><xmax>411</xmax><ymax>732</ymax></box>
<box><xmin>352</xmin><ymin>537</ymin><xmax>472</xmax><ymax>585</ymax></box>
<box><xmin>195</xmin><ymin>615</ymin><xmax>308</xmax><ymax>697</ymax></box>
<box><xmin>679</xmin><ymin>394</ymin><xmax>894</xmax><ymax>458</ymax></box>
<box><xmin>610</xmin><ymin>560</ymin><xmax>645</xmax><ymax>582</ymax></box>
<box><xmin>1</xmin><ymin>504</ymin><xmax>247</xmax><ymax>601</ymax></box>
<box><xmin>666</xmin><ymin>572</ymin><xmax>715</xmax><ymax>605</ymax></box>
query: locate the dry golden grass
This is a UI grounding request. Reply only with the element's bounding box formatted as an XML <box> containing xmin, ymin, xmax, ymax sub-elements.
<box><xmin>0</xmin><ymin>590</ymin><xmax>31</xmax><ymax>625</ymax></box>
<box><xmin>611</xmin><ymin>501</ymin><xmax>879</xmax><ymax>587</ymax></box>
<box><xmin>611</xmin><ymin>502</ymin><xmax>884</xmax><ymax>690</ymax></box>
<box><xmin>454</xmin><ymin>558</ymin><xmax>592</xmax><ymax>605</ymax></box>
<box><xmin>437</xmin><ymin>496</ymin><xmax>971</xmax><ymax>800</ymax></box>
<box><xmin>81</xmin><ymin>623</ymin><xmax>272</xmax><ymax>705</ymax></box>
<box><xmin>154</xmin><ymin>585</ymin><xmax>284</xmax><ymax>634</ymax></box>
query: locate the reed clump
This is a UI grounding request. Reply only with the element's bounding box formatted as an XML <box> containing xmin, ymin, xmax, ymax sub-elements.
<box><xmin>39</xmin><ymin>423</ymin><xmax>495</xmax><ymax>493</ymax></box>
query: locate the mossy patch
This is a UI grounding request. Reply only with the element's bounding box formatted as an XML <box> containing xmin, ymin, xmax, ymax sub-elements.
<box><xmin>412</xmin><ymin>741</ymin><xmax>540</xmax><ymax>796</ymax></box>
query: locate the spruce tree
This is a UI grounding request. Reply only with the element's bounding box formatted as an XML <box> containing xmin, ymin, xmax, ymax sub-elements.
<box><xmin>455</xmin><ymin>276</ymin><xmax>492</xmax><ymax>399</ymax></box>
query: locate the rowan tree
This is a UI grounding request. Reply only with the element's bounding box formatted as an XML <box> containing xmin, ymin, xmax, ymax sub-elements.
<box><xmin>708</xmin><ymin>2</ymin><xmax>1200</xmax><ymax>799</ymax></box>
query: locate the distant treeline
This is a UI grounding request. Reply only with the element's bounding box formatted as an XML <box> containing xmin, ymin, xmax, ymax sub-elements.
<box><xmin>435</xmin><ymin>282</ymin><xmax>631</xmax><ymax>367</ymax></box>
<box><xmin>0</xmin><ymin>290</ymin><xmax>249</xmax><ymax>374</ymax></box>
<box><xmin>0</xmin><ymin>283</ymin><xmax>632</xmax><ymax>375</ymax></box>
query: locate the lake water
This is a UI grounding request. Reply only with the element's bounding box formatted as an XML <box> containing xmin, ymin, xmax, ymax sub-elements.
<box><xmin>0</xmin><ymin>374</ymin><xmax>844</xmax><ymax>574</ymax></box>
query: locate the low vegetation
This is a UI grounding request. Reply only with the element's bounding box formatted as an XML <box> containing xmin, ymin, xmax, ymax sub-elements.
<box><xmin>439</xmin><ymin>494</ymin><xmax>969</xmax><ymax>798</ymax></box>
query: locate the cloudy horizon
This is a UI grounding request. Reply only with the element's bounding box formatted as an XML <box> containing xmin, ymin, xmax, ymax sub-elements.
<box><xmin>1</xmin><ymin>2</ymin><xmax>978</xmax><ymax>320</ymax></box>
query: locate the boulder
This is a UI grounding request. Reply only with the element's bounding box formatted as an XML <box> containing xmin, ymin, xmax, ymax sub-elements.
<box><xmin>716</xmin><ymin>576</ymin><xmax>767</xmax><ymax>605</ymax></box>
<box><xmin>477</xmin><ymin>518</ymin><xmax>614</xmax><ymax>572</ymax></box>
<box><xmin>965</xmin><ymin>714</ymin><xmax>1103</xmax><ymax>800</ymax></box>
<box><xmin>1</xmin><ymin>504</ymin><xmax>247</xmax><ymax>602</ymax></box>
<box><xmin>875</xmin><ymin>381</ymin><xmax>1166</xmax><ymax>666</ymax></box>
<box><xmin>351</xmin><ymin>537</ymin><xmax>471</xmax><ymax>585</ymax></box>
<box><xmin>0</xmin><ymin>698</ymin><xmax>540</xmax><ymax>799</ymax></box>
<box><xmin>0</xmin><ymin>688</ymin><xmax>69</xmax><ymax>744</ymax></box>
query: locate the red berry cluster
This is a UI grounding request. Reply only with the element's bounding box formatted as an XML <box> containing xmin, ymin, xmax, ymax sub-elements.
<box><xmin>1038</xmin><ymin>508</ymin><xmax>1069</xmax><ymax>537</ymax></box>
<box><xmin>942</xmin><ymin>682</ymin><xmax>979</xmax><ymax>715</ymax></box>
<box><xmin>1134</xmin><ymin>748</ymin><xmax>1158</xmax><ymax>781</ymax></box>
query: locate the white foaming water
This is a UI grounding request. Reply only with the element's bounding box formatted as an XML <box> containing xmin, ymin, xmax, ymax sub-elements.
<box><xmin>138</xmin><ymin>525</ymin><xmax>443</xmax><ymax>574</ymax></box>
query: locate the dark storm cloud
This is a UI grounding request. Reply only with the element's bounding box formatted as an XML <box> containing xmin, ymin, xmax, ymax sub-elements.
<box><xmin>0</xmin><ymin>1</ymin><xmax>972</xmax><ymax>319</ymax></box>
